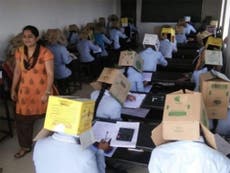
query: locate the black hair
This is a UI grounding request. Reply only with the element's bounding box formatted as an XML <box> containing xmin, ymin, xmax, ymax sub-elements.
<box><xmin>123</xmin><ymin>66</ymin><xmax>129</xmax><ymax>77</ymax></box>
<box><xmin>22</xmin><ymin>25</ymin><xmax>40</xmax><ymax>70</ymax></box>
<box><xmin>23</xmin><ymin>25</ymin><xmax>39</xmax><ymax>37</ymax></box>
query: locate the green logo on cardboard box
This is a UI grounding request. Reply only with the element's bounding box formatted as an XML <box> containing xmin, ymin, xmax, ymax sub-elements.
<box><xmin>174</xmin><ymin>96</ymin><xmax>180</xmax><ymax>103</ymax></box>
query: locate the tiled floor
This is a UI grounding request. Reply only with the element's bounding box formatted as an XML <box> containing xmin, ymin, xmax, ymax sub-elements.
<box><xmin>0</xmin><ymin>83</ymin><xmax>148</xmax><ymax>173</ymax></box>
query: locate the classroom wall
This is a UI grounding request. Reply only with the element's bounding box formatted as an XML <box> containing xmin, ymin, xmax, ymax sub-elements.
<box><xmin>0</xmin><ymin>0</ymin><xmax>118</xmax><ymax>60</ymax></box>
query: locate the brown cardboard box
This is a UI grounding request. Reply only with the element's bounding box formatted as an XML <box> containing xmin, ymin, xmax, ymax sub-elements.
<box><xmin>200</xmin><ymin>70</ymin><xmax>230</xmax><ymax>119</ymax></box>
<box><xmin>151</xmin><ymin>90</ymin><xmax>217</xmax><ymax>149</ymax></box>
<box><xmin>204</xmin><ymin>50</ymin><xmax>223</xmax><ymax>66</ymax></box>
<box><xmin>95</xmin><ymin>68</ymin><xmax>131</xmax><ymax>104</ymax></box>
<box><xmin>118</xmin><ymin>50</ymin><xmax>143</xmax><ymax>72</ymax></box>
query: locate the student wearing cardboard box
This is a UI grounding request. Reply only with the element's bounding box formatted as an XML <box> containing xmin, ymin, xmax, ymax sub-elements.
<box><xmin>139</xmin><ymin>34</ymin><xmax>168</xmax><ymax>72</ymax></box>
<box><xmin>148</xmin><ymin>90</ymin><xmax>230</xmax><ymax>173</ymax></box>
<box><xmin>118</xmin><ymin>50</ymin><xmax>145</xmax><ymax>92</ymax></box>
<box><xmin>184</xmin><ymin>16</ymin><xmax>197</xmax><ymax>36</ymax></box>
<box><xmin>159</xmin><ymin>26</ymin><xmax>177</xmax><ymax>59</ymax></box>
<box><xmin>33</xmin><ymin>97</ymin><xmax>110</xmax><ymax>173</ymax></box>
<box><xmin>90</xmin><ymin>68</ymin><xmax>134</xmax><ymax>120</ymax></box>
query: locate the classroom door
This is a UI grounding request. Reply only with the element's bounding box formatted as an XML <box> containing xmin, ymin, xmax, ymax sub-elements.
<box><xmin>120</xmin><ymin>0</ymin><xmax>137</xmax><ymax>24</ymax></box>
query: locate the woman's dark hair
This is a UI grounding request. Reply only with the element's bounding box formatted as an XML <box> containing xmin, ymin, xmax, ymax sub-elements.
<box><xmin>22</xmin><ymin>25</ymin><xmax>40</xmax><ymax>70</ymax></box>
<box><xmin>23</xmin><ymin>25</ymin><xmax>39</xmax><ymax>37</ymax></box>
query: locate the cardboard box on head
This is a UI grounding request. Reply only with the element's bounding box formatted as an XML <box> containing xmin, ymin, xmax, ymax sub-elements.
<box><xmin>121</xmin><ymin>17</ymin><xmax>128</xmax><ymax>27</ymax></box>
<box><xmin>197</xmin><ymin>31</ymin><xmax>212</xmax><ymax>40</ymax></box>
<box><xmin>200</xmin><ymin>70</ymin><xmax>230</xmax><ymax>119</ymax></box>
<box><xmin>118</xmin><ymin>50</ymin><xmax>143</xmax><ymax>72</ymax></box>
<box><xmin>143</xmin><ymin>34</ymin><xmax>160</xmax><ymax>51</ymax></box>
<box><xmin>205</xmin><ymin>36</ymin><xmax>223</xmax><ymax>49</ymax></box>
<box><xmin>93</xmin><ymin>68</ymin><xmax>131</xmax><ymax>104</ymax></box>
<box><xmin>151</xmin><ymin>90</ymin><xmax>217</xmax><ymax>149</ymax></box>
<box><xmin>161</xmin><ymin>27</ymin><xmax>175</xmax><ymax>42</ymax></box>
<box><xmin>210</xmin><ymin>20</ymin><xmax>218</xmax><ymax>27</ymax></box>
<box><xmin>34</xmin><ymin>96</ymin><xmax>96</xmax><ymax>148</ymax></box>
<box><xmin>44</xmin><ymin>96</ymin><xmax>95</xmax><ymax>135</ymax></box>
<box><xmin>184</xmin><ymin>16</ymin><xmax>191</xmax><ymax>22</ymax></box>
<box><xmin>204</xmin><ymin>50</ymin><xmax>223</xmax><ymax>66</ymax></box>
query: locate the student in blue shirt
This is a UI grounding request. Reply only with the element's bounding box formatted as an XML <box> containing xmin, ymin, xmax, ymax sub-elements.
<box><xmin>139</xmin><ymin>34</ymin><xmax>168</xmax><ymax>72</ymax></box>
<box><xmin>46</xmin><ymin>29</ymin><xmax>73</xmax><ymax>94</ymax></box>
<box><xmin>184</xmin><ymin>16</ymin><xmax>197</xmax><ymax>36</ymax></box>
<box><xmin>175</xmin><ymin>20</ymin><xmax>187</xmax><ymax>44</ymax></box>
<box><xmin>77</xmin><ymin>30</ymin><xmax>102</xmax><ymax>78</ymax></box>
<box><xmin>118</xmin><ymin>51</ymin><xmax>145</xmax><ymax>92</ymax></box>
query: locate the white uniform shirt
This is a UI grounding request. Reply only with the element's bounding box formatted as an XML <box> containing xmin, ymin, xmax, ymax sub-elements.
<box><xmin>90</xmin><ymin>90</ymin><xmax>122</xmax><ymax>120</ymax></box>
<box><xmin>139</xmin><ymin>48</ymin><xmax>168</xmax><ymax>72</ymax></box>
<box><xmin>148</xmin><ymin>140</ymin><xmax>230</xmax><ymax>173</ymax></box>
<box><xmin>184</xmin><ymin>23</ymin><xmax>197</xmax><ymax>35</ymax></box>
<box><xmin>33</xmin><ymin>133</ymin><xmax>102</xmax><ymax>173</ymax></box>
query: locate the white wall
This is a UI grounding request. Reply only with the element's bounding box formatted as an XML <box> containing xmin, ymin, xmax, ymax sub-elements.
<box><xmin>0</xmin><ymin>0</ymin><xmax>118</xmax><ymax>60</ymax></box>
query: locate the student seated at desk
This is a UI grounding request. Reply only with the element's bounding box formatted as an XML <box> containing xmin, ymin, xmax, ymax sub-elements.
<box><xmin>175</xmin><ymin>19</ymin><xmax>187</xmax><ymax>44</ymax></box>
<box><xmin>118</xmin><ymin>50</ymin><xmax>145</xmax><ymax>92</ymax></box>
<box><xmin>90</xmin><ymin>68</ymin><xmax>134</xmax><ymax>120</ymax></box>
<box><xmin>148</xmin><ymin>138</ymin><xmax>230</xmax><ymax>173</ymax></box>
<box><xmin>149</xmin><ymin>91</ymin><xmax>230</xmax><ymax>173</ymax></box>
<box><xmin>184</xmin><ymin>16</ymin><xmax>197</xmax><ymax>36</ymax></box>
<box><xmin>33</xmin><ymin>98</ymin><xmax>110</xmax><ymax>173</ymax></box>
<box><xmin>159</xmin><ymin>26</ymin><xmax>177</xmax><ymax>59</ymax></box>
<box><xmin>139</xmin><ymin>34</ymin><xmax>168</xmax><ymax>72</ymax></box>
<box><xmin>66</xmin><ymin>24</ymin><xmax>80</xmax><ymax>48</ymax></box>
<box><xmin>45</xmin><ymin>29</ymin><xmax>74</xmax><ymax>94</ymax></box>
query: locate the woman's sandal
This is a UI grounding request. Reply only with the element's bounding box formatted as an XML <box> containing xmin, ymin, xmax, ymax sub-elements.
<box><xmin>14</xmin><ymin>148</ymin><xmax>31</xmax><ymax>158</ymax></box>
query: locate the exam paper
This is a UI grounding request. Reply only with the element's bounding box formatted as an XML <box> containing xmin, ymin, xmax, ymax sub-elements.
<box><xmin>123</xmin><ymin>93</ymin><xmax>146</xmax><ymax>108</ymax></box>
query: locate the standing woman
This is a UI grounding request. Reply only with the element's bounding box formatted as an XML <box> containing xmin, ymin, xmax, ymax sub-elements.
<box><xmin>11</xmin><ymin>25</ymin><xmax>54</xmax><ymax>158</ymax></box>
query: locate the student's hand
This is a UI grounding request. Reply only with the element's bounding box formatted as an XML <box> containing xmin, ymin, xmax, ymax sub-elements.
<box><xmin>127</xmin><ymin>94</ymin><xmax>136</xmax><ymax>101</ymax></box>
<box><xmin>98</xmin><ymin>140</ymin><xmax>111</xmax><ymax>152</ymax></box>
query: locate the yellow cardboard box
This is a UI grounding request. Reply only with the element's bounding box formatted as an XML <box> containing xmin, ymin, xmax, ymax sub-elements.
<box><xmin>121</xmin><ymin>17</ymin><xmax>128</xmax><ymax>27</ymax></box>
<box><xmin>44</xmin><ymin>96</ymin><xmax>95</xmax><ymax>135</ymax></box>
<box><xmin>200</xmin><ymin>70</ymin><xmax>230</xmax><ymax>119</ymax></box>
<box><xmin>205</xmin><ymin>36</ymin><xmax>223</xmax><ymax>49</ymax></box>
<box><xmin>151</xmin><ymin>90</ymin><xmax>217</xmax><ymax>149</ymax></box>
<box><xmin>118</xmin><ymin>50</ymin><xmax>143</xmax><ymax>72</ymax></box>
<box><xmin>204</xmin><ymin>50</ymin><xmax>223</xmax><ymax>66</ymax></box>
<box><xmin>161</xmin><ymin>27</ymin><xmax>175</xmax><ymax>42</ymax></box>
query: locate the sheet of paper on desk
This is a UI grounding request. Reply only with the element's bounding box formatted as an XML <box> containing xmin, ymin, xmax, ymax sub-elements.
<box><xmin>123</xmin><ymin>93</ymin><xmax>146</xmax><ymax>108</ymax></box>
<box><xmin>92</xmin><ymin>121</ymin><xmax>118</xmax><ymax>142</ymax></box>
<box><xmin>143</xmin><ymin>72</ymin><xmax>152</xmax><ymax>82</ymax></box>
<box><xmin>144</xmin><ymin>85</ymin><xmax>152</xmax><ymax>92</ymax></box>
<box><xmin>111</xmin><ymin>121</ymin><xmax>140</xmax><ymax>148</ymax></box>
<box><xmin>121</xmin><ymin>108</ymin><xmax>150</xmax><ymax>118</ymax></box>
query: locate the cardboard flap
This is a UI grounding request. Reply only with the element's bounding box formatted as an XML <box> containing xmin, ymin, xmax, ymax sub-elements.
<box><xmin>197</xmin><ymin>31</ymin><xmax>212</xmax><ymax>40</ymax></box>
<box><xmin>211</xmin><ymin>70</ymin><xmax>230</xmax><ymax>82</ymax></box>
<box><xmin>204</xmin><ymin>50</ymin><xmax>223</xmax><ymax>66</ymax></box>
<box><xmin>97</xmin><ymin>68</ymin><xmax>121</xmax><ymax>84</ymax></box>
<box><xmin>118</xmin><ymin>51</ymin><xmax>143</xmax><ymax>72</ymax></box>
<box><xmin>109</xmin><ymin>73</ymin><xmax>130</xmax><ymax>104</ymax></box>
<box><xmin>143</xmin><ymin>34</ymin><xmax>160</xmax><ymax>47</ymax></box>
<box><xmin>200</xmin><ymin>124</ymin><xmax>217</xmax><ymax>149</ymax></box>
<box><xmin>163</xmin><ymin>121</ymin><xmax>200</xmax><ymax>140</ymax></box>
<box><xmin>33</xmin><ymin>128</ymin><xmax>53</xmax><ymax>141</ymax></box>
<box><xmin>151</xmin><ymin>123</ymin><xmax>168</xmax><ymax>146</ymax></box>
<box><xmin>90</xmin><ymin>81</ymin><xmax>102</xmax><ymax>90</ymax></box>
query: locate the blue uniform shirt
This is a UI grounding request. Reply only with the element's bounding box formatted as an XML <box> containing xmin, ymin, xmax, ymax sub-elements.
<box><xmin>139</xmin><ymin>48</ymin><xmax>168</xmax><ymax>71</ymax></box>
<box><xmin>47</xmin><ymin>44</ymin><xmax>72</xmax><ymax>79</ymax></box>
<box><xmin>126</xmin><ymin>67</ymin><xmax>144</xmax><ymax>92</ymax></box>
<box><xmin>77</xmin><ymin>39</ymin><xmax>101</xmax><ymax>62</ymax></box>
<box><xmin>94</xmin><ymin>33</ymin><xmax>112</xmax><ymax>56</ymax></box>
<box><xmin>91</xmin><ymin>90</ymin><xmax>122</xmax><ymax>120</ymax></box>
<box><xmin>109</xmin><ymin>28</ymin><xmax>127</xmax><ymax>50</ymax></box>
